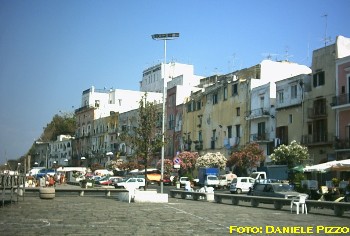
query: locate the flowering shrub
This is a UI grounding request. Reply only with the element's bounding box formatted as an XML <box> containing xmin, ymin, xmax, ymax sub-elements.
<box><xmin>178</xmin><ymin>151</ymin><xmax>199</xmax><ymax>171</ymax></box>
<box><xmin>227</xmin><ymin>142</ymin><xmax>265</xmax><ymax>175</ymax></box>
<box><xmin>270</xmin><ymin>140</ymin><xmax>309</xmax><ymax>168</ymax></box>
<box><xmin>195</xmin><ymin>152</ymin><xmax>227</xmax><ymax>170</ymax></box>
<box><xmin>156</xmin><ymin>159</ymin><xmax>174</xmax><ymax>174</ymax></box>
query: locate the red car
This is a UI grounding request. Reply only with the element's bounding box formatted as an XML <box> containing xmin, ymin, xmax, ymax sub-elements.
<box><xmin>163</xmin><ymin>177</ymin><xmax>172</xmax><ymax>185</ymax></box>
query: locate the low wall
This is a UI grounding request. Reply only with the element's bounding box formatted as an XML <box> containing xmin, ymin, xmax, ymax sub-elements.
<box><xmin>119</xmin><ymin>189</ymin><xmax>168</xmax><ymax>203</ymax></box>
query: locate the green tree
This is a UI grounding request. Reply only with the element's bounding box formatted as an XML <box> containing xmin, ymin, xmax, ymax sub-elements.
<box><xmin>119</xmin><ymin>94</ymin><xmax>163</xmax><ymax>188</ymax></box>
<box><xmin>40</xmin><ymin>114</ymin><xmax>76</xmax><ymax>141</ymax></box>
<box><xmin>270</xmin><ymin>140</ymin><xmax>309</xmax><ymax>168</ymax></box>
<box><xmin>227</xmin><ymin>142</ymin><xmax>265</xmax><ymax>176</ymax></box>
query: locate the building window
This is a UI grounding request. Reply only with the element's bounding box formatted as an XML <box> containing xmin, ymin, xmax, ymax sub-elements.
<box><xmin>95</xmin><ymin>100</ymin><xmax>100</xmax><ymax>108</ymax></box>
<box><xmin>213</xmin><ymin>93</ymin><xmax>218</xmax><ymax>104</ymax></box>
<box><xmin>196</xmin><ymin>100</ymin><xmax>201</xmax><ymax>110</ymax></box>
<box><xmin>227</xmin><ymin>126</ymin><xmax>232</xmax><ymax>139</ymax></box>
<box><xmin>258</xmin><ymin>122</ymin><xmax>266</xmax><ymax>139</ymax></box>
<box><xmin>236</xmin><ymin>107</ymin><xmax>240</xmax><ymax>116</ymax></box>
<box><xmin>278</xmin><ymin>91</ymin><xmax>284</xmax><ymax>104</ymax></box>
<box><xmin>260</xmin><ymin>97</ymin><xmax>264</xmax><ymax>108</ymax></box>
<box><xmin>168</xmin><ymin>114</ymin><xmax>175</xmax><ymax>130</ymax></box>
<box><xmin>235</xmin><ymin>124</ymin><xmax>241</xmax><ymax>138</ymax></box>
<box><xmin>289</xmin><ymin>114</ymin><xmax>293</xmax><ymax>123</ymax></box>
<box><xmin>223</xmin><ymin>86</ymin><xmax>228</xmax><ymax>100</ymax></box>
<box><xmin>313</xmin><ymin>71</ymin><xmax>325</xmax><ymax>87</ymax></box>
<box><xmin>291</xmin><ymin>85</ymin><xmax>297</xmax><ymax>99</ymax></box>
<box><xmin>198</xmin><ymin>131</ymin><xmax>202</xmax><ymax>142</ymax></box>
<box><xmin>232</xmin><ymin>83</ymin><xmax>238</xmax><ymax>96</ymax></box>
<box><xmin>187</xmin><ymin>102</ymin><xmax>193</xmax><ymax>112</ymax></box>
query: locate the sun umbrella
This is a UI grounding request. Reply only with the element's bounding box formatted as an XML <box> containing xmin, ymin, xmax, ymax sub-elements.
<box><xmin>330</xmin><ymin>159</ymin><xmax>350</xmax><ymax>171</ymax></box>
<box><xmin>303</xmin><ymin>160</ymin><xmax>339</xmax><ymax>172</ymax></box>
<box><xmin>291</xmin><ymin>165</ymin><xmax>305</xmax><ymax>172</ymax></box>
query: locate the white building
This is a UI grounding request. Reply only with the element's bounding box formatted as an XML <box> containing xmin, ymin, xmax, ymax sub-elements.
<box><xmin>49</xmin><ymin>135</ymin><xmax>73</xmax><ymax>167</ymax></box>
<box><xmin>140</xmin><ymin>62</ymin><xmax>203</xmax><ymax>93</ymax></box>
<box><xmin>246</xmin><ymin>60</ymin><xmax>311</xmax><ymax>163</ymax></box>
<box><xmin>80</xmin><ymin>86</ymin><xmax>163</xmax><ymax>119</ymax></box>
<box><xmin>251</xmin><ymin>60</ymin><xmax>312</xmax><ymax>98</ymax></box>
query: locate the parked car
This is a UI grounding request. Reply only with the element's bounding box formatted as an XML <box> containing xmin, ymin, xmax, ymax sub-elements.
<box><xmin>114</xmin><ymin>177</ymin><xmax>145</xmax><ymax>189</ymax></box>
<box><xmin>247</xmin><ymin>182</ymin><xmax>308</xmax><ymax>210</ymax></box>
<box><xmin>98</xmin><ymin>176</ymin><xmax>120</xmax><ymax>185</ymax></box>
<box><xmin>230</xmin><ymin>177</ymin><xmax>255</xmax><ymax>194</ymax></box>
<box><xmin>248</xmin><ymin>182</ymin><xmax>307</xmax><ymax>199</ymax></box>
<box><xmin>162</xmin><ymin>177</ymin><xmax>172</xmax><ymax>186</ymax></box>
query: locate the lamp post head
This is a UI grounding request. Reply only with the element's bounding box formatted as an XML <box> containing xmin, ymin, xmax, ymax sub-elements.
<box><xmin>152</xmin><ymin>33</ymin><xmax>180</xmax><ymax>40</ymax></box>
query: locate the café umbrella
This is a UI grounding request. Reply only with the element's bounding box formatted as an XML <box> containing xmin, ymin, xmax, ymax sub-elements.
<box><xmin>330</xmin><ymin>159</ymin><xmax>350</xmax><ymax>171</ymax></box>
<box><xmin>303</xmin><ymin>160</ymin><xmax>339</xmax><ymax>172</ymax></box>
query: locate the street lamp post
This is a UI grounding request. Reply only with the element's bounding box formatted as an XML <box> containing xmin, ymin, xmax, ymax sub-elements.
<box><xmin>81</xmin><ymin>157</ymin><xmax>86</xmax><ymax>167</ymax></box>
<box><xmin>152</xmin><ymin>33</ymin><xmax>179</xmax><ymax>194</ymax></box>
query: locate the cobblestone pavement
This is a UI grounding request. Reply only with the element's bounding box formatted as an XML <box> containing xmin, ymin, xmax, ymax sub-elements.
<box><xmin>0</xmin><ymin>185</ymin><xmax>349</xmax><ymax>236</ymax></box>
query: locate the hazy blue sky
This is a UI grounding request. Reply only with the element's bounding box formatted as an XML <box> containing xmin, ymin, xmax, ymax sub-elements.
<box><xmin>1</xmin><ymin>0</ymin><xmax>349</xmax><ymax>164</ymax></box>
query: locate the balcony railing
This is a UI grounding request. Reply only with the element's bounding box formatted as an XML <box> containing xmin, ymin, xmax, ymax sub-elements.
<box><xmin>331</xmin><ymin>93</ymin><xmax>350</xmax><ymax>107</ymax></box>
<box><xmin>333</xmin><ymin>138</ymin><xmax>350</xmax><ymax>150</ymax></box>
<box><xmin>246</xmin><ymin>108</ymin><xmax>270</xmax><ymax>120</ymax></box>
<box><xmin>307</xmin><ymin>107</ymin><xmax>327</xmax><ymax>119</ymax></box>
<box><xmin>250</xmin><ymin>132</ymin><xmax>270</xmax><ymax>142</ymax></box>
<box><xmin>301</xmin><ymin>133</ymin><xmax>334</xmax><ymax>145</ymax></box>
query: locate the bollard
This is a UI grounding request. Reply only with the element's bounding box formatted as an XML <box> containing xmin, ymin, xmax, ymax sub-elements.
<box><xmin>39</xmin><ymin>187</ymin><xmax>55</xmax><ymax>199</ymax></box>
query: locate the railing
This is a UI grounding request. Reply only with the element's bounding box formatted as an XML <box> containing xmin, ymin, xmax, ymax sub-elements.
<box><xmin>331</xmin><ymin>93</ymin><xmax>350</xmax><ymax>107</ymax></box>
<box><xmin>1</xmin><ymin>174</ymin><xmax>26</xmax><ymax>206</ymax></box>
<box><xmin>301</xmin><ymin>133</ymin><xmax>334</xmax><ymax>145</ymax></box>
<box><xmin>246</xmin><ymin>108</ymin><xmax>271</xmax><ymax>120</ymax></box>
<box><xmin>251</xmin><ymin>133</ymin><xmax>270</xmax><ymax>142</ymax></box>
<box><xmin>307</xmin><ymin>107</ymin><xmax>327</xmax><ymax>119</ymax></box>
<box><xmin>334</xmin><ymin>138</ymin><xmax>350</xmax><ymax>150</ymax></box>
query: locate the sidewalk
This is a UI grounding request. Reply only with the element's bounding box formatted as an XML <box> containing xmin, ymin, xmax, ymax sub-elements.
<box><xmin>0</xmin><ymin>191</ymin><xmax>349</xmax><ymax>236</ymax></box>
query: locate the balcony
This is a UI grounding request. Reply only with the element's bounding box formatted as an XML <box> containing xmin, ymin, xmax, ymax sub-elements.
<box><xmin>307</xmin><ymin>107</ymin><xmax>327</xmax><ymax>119</ymax></box>
<box><xmin>250</xmin><ymin>133</ymin><xmax>270</xmax><ymax>142</ymax></box>
<box><xmin>246</xmin><ymin>108</ymin><xmax>271</xmax><ymax>120</ymax></box>
<box><xmin>301</xmin><ymin>133</ymin><xmax>334</xmax><ymax>145</ymax></box>
<box><xmin>195</xmin><ymin>141</ymin><xmax>203</xmax><ymax>151</ymax></box>
<box><xmin>331</xmin><ymin>93</ymin><xmax>350</xmax><ymax>107</ymax></box>
<box><xmin>333</xmin><ymin>138</ymin><xmax>350</xmax><ymax>150</ymax></box>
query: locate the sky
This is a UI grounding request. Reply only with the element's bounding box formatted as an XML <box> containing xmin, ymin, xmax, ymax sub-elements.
<box><xmin>0</xmin><ymin>0</ymin><xmax>349</xmax><ymax>164</ymax></box>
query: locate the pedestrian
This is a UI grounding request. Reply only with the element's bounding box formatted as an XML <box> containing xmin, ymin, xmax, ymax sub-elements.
<box><xmin>185</xmin><ymin>180</ymin><xmax>193</xmax><ymax>191</ymax></box>
<box><xmin>60</xmin><ymin>173</ymin><xmax>65</xmax><ymax>184</ymax></box>
<box><xmin>55</xmin><ymin>173</ymin><xmax>60</xmax><ymax>185</ymax></box>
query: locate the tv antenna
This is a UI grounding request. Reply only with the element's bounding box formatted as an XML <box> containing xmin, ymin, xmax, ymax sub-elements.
<box><xmin>261</xmin><ymin>53</ymin><xmax>279</xmax><ymax>61</ymax></box>
<box><xmin>284</xmin><ymin>46</ymin><xmax>293</xmax><ymax>62</ymax></box>
<box><xmin>322</xmin><ymin>14</ymin><xmax>332</xmax><ymax>46</ymax></box>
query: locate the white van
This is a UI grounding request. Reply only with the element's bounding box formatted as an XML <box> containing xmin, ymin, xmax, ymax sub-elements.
<box><xmin>229</xmin><ymin>177</ymin><xmax>255</xmax><ymax>194</ymax></box>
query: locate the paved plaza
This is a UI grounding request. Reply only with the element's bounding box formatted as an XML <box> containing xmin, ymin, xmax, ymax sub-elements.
<box><xmin>0</xmin><ymin>185</ymin><xmax>349</xmax><ymax>236</ymax></box>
